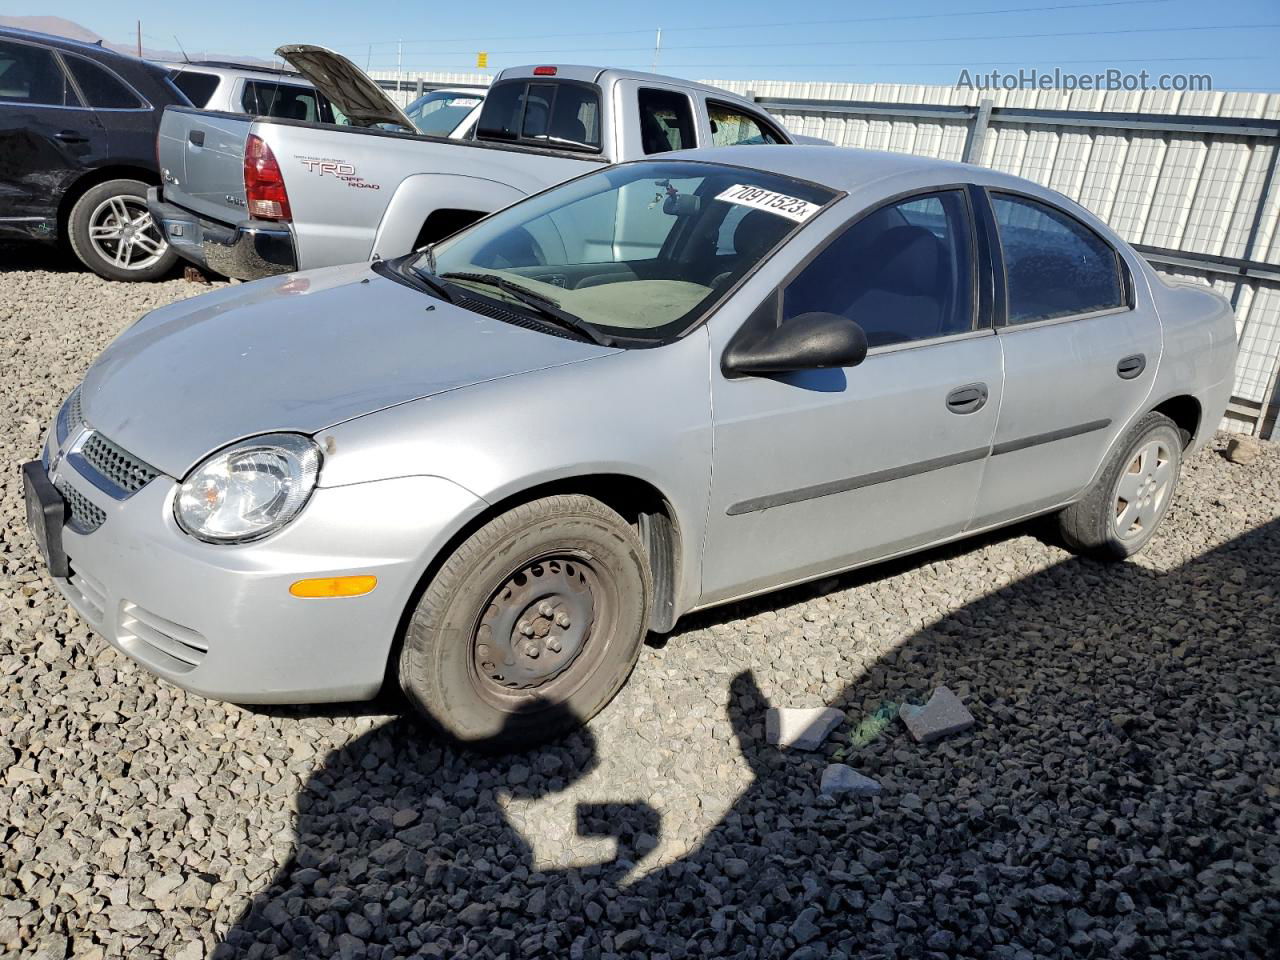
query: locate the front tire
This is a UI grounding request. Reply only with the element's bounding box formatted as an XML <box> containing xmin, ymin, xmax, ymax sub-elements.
<box><xmin>1058</xmin><ymin>412</ymin><xmax>1183</xmax><ymax>561</ymax></box>
<box><xmin>67</xmin><ymin>179</ymin><xmax>178</xmax><ymax>282</ymax></box>
<box><xmin>399</xmin><ymin>495</ymin><xmax>652</xmax><ymax>751</ymax></box>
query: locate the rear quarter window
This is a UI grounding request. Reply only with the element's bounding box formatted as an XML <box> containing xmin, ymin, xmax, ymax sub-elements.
<box><xmin>168</xmin><ymin>69</ymin><xmax>220</xmax><ymax>107</ymax></box>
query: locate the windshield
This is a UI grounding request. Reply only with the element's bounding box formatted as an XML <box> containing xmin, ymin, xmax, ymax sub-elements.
<box><xmin>406</xmin><ymin>90</ymin><xmax>483</xmax><ymax>136</ymax></box>
<box><xmin>418</xmin><ymin>160</ymin><xmax>836</xmax><ymax>343</ymax></box>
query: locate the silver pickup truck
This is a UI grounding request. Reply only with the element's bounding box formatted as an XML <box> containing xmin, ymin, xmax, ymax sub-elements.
<box><xmin>147</xmin><ymin>48</ymin><xmax>800</xmax><ymax>279</ymax></box>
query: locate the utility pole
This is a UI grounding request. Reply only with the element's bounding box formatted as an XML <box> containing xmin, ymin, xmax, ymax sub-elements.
<box><xmin>651</xmin><ymin>28</ymin><xmax>662</xmax><ymax>72</ymax></box>
<box><xmin>136</xmin><ymin>20</ymin><xmax>142</xmax><ymax>58</ymax></box>
<box><xmin>396</xmin><ymin>40</ymin><xmax>403</xmax><ymax>103</ymax></box>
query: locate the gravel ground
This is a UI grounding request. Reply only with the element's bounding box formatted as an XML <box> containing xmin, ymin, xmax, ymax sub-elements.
<box><xmin>1</xmin><ymin>250</ymin><xmax>1278</xmax><ymax>959</ymax></box>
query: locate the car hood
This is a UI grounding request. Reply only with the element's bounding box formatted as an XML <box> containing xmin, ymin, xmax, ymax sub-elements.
<box><xmin>80</xmin><ymin>263</ymin><xmax>616</xmax><ymax>477</ymax></box>
<box><xmin>275</xmin><ymin>44</ymin><xmax>415</xmax><ymax>130</ymax></box>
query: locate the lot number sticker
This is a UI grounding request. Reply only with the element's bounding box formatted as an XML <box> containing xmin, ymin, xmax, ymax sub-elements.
<box><xmin>715</xmin><ymin>184</ymin><xmax>821</xmax><ymax>222</ymax></box>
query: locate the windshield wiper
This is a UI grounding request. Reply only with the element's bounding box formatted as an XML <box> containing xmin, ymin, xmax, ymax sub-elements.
<box><xmin>405</xmin><ymin>248</ymin><xmax>455</xmax><ymax>303</ymax></box>
<box><xmin>440</xmin><ymin>272</ymin><xmax>615</xmax><ymax>346</ymax></box>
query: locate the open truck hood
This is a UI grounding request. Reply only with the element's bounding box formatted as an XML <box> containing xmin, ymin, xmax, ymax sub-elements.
<box><xmin>274</xmin><ymin>43</ymin><xmax>415</xmax><ymax>130</ymax></box>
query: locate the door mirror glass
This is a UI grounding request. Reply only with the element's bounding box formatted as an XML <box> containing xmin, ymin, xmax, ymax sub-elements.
<box><xmin>723</xmin><ymin>312</ymin><xmax>868</xmax><ymax>376</ymax></box>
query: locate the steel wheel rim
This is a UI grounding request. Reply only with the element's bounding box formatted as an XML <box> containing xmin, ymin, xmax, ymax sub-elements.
<box><xmin>469</xmin><ymin>551</ymin><xmax>612</xmax><ymax>708</ymax></box>
<box><xmin>1112</xmin><ymin>439</ymin><xmax>1174</xmax><ymax>540</ymax></box>
<box><xmin>87</xmin><ymin>195</ymin><xmax>167</xmax><ymax>270</ymax></box>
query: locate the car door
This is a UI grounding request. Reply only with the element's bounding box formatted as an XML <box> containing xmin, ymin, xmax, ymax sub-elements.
<box><xmin>969</xmin><ymin>189</ymin><xmax>1162</xmax><ymax>528</ymax></box>
<box><xmin>700</xmin><ymin>187</ymin><xmax>1004</xmax><ymax>606</ymax></box>
<box><xmin>0</xmin><ymin>36</ymin><xmax>105</xmax><ymax>239</ymax></box>
<box><xmin>60</xmin><ymin>52</ymin><xmax>156</xmax><ymax>170</ymax></box>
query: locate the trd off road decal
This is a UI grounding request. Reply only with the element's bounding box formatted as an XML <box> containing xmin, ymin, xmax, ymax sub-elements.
<box><xmin>714</xmin><ymin>184</ymin><xmax>820</xmax><ymax>222</ymax></box>
<box><xmin>296</xmin><ymin>156</ymin><xmax>382</xmax><ymax>190</ymax></box>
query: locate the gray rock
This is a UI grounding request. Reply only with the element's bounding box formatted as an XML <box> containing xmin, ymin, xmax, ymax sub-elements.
<box><xmin>899</xmin><ymin>686</ymin><xmax>975</xmax><ymax>743</ymax></box>
<box><xmin>819</xmin><ymin>763</ymin><xmax>882</xmax><ymax>797</ymax></box>
<box><xmin>766</xmin><ymin>706</ymin><xmax>846</xmax><ymax>750</ymax></box>
<box><xmin>1225</xmin><ymin>436</ymin><xmax>1260</xmax><ymax>464</ymax></box>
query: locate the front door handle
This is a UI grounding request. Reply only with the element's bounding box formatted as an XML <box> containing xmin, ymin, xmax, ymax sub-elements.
<box><xmin>1117</xmin><ymin>354</ymin><xmax>1146</xmax><ymax>379</ymax></box>
<box><xmin>946</xmin><ymin>382</ymin><xmax>989</xmax><ymax>414</ymax></box>
<box><xmin>188</xmin><ymin>130</ymin><xmax>205</xmax><ymax>147</ymax></box>
<box><xmin>53</xmin><ymin>130</ymin><xmax>88</xmax><ymax>144</ymax></box>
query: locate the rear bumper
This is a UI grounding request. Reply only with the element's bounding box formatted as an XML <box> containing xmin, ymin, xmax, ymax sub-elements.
<box><xmin>147</xmin><ymin>187</ymin><xmax>296</xmax><ymax>280</ymax></box>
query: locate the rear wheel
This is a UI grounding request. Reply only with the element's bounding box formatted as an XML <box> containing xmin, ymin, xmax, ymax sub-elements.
<box><xmin>67</xmin><ymin>179</ymin><xmax>178</xmax><ymax>282</ymax></box>
<box><xmin>1058</xmin><ymin>412</ymin><xmax>1183</xmax><ymax>561</ymax></box>
<box><xmin>399</xmin><ymin>495</ymin><xmax>651</xmax><ymax>750</ymax></box>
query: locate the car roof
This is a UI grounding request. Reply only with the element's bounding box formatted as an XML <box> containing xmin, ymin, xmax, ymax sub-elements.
<box><xmin>1</xmin><ymin>26</ymin><xmax>144</xmax><ymax>64</ymax></box>
<box><xmin>661</xmin><ymin>145</ymin><xmax>985</xmax><ymax>191</ymax></box>
<box><xmin>157</xmin><ymin>61</ymin><xmax>309</xmax><ymax>83</ymax></box>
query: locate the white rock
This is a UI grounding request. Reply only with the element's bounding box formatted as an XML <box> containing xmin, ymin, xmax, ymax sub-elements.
<box><xmin>820</xmin><ymin>763</ymin><xmax>882</xmax><ymax>796</ymax></box>
<box><xmin>765</xmin><ymin>706</ymin><xmax>845</xmax><ymax>750</ymax></box>
<box><xmin>899</xmin><ymin>686</ymin><xmax>976</xmax><ymax>743</ymax></box>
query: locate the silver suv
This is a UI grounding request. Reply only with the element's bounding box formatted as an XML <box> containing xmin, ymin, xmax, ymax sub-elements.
<box><xmin>160</xmin><ymin>60</ymin><xmax>339</xmax><ymax>122</ymax></box>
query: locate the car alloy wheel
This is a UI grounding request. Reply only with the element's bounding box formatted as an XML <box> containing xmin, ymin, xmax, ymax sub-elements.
<box><xmin>87</xmin><ymin>194</ymin><xmax>167</xmax><ymax>271</ymax></box>
<box><xmin>1111</xmin><ymin>438</ymin><xmax>1175</xmax><ymax>540</ymax></box>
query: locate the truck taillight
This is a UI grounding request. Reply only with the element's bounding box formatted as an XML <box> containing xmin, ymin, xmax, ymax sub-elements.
<box><xmin>243</xmin><ymin>134</ymin><xmax>291</xmax><ymax>221</ymax></box>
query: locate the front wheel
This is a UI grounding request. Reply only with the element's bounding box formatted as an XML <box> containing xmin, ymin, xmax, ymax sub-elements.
<box><xmin>399</xmin><ymin>495</ymin><xmax>652</xmax><ymax>751</ymax></box>
<box><xmin>1057</xmin><ymin>412</ymin><xmax>1183</xmax><ymax>561</ymax></box>
<box><xmin>67</xmin><ymin>179</ymin><xmax>179</xmax><ymax>282</ymax></box>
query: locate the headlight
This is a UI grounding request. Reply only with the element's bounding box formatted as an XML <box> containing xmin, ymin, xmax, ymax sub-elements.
<box><xmin>56</xmin><ymin>385</ymin><xmax>83</xmax><ymax>445</ymax></box>
<box><xmin>175</xmin><ymin>433</ymin><xmax>321</xmax><ymax>543</ymax></box>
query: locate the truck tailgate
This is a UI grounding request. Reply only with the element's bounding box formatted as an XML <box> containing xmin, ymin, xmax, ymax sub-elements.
<box><xmin>158</xmin><ymin>107</ymin><xmax>252</xmax><ymax>224</ymax></box>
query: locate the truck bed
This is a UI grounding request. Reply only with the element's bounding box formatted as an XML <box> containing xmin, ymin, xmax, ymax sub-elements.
<box><xmin>158</xmin><ymin>107</ymin><xmax>604</xmax><ymax>269</ymax></box>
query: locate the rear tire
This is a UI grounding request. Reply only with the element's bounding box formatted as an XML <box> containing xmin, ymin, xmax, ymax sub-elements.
<box><xmin>399</xmin><ymin>495</ymin><xmax>651</xmax><ymax>751</ymax></box>
<box><xmin>1058</xmin><ymin>412</ymin><xmax>1183</xmax><ymax>561</ymax></box>
<box><xmin>67</xmin><ymin>179</ymin><xmax>178</xmax><ymax>282</ymax></box>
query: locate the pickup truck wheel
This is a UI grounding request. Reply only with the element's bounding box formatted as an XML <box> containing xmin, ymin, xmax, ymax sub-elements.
<box><xmin>68</xmin><ymin>179</ymin><xmax>178</xmax><ymax>282</ymax></box>
<box><xmin>399</xmin><ymin>495</ymin><xmax>652</xmax><ymax>751</ymax></box>
<box><xmin>1057</xmin><ymin>412</ymin><xmax>1183</xmax><ymax>561</ymax></box>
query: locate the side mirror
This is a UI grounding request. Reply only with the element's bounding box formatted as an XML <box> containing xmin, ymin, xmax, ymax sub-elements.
<box><xmin>722</xmin><ymin>312</ymin><xmax>869</xmax><ymax>377</ymax></box>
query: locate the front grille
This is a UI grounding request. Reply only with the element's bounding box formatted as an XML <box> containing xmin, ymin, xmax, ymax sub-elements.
<box><xmin>79</xmin><ymin>432</ymin><xmax>159</xmax><ymax>496</ymax></box>
<box><xmin>457</xmin><ymin>295</ymin><xmax>579</xmax><ymax>341</ymax></box>
<box><xmin>118</xmin><ymin>602</ymin><xmax>207</xmax><ymax>674</ymax></box>
<box><xmin>55</xmin><ymin>480</ymin><xmax>106</xmax><ymax>534</ymax></box>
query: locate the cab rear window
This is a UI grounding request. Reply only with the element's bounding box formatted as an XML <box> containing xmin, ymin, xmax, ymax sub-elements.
<box><xmin>476</xmin><ymin>79</ymin><xmax>601</xmax><ymax>152</ymax></box>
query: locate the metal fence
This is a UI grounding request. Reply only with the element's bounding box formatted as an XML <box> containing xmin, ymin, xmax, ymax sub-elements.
<box><xmin>377</xmin><ymin>71</ymin><xmax>1280</xmax><ymax>437</ymax></box>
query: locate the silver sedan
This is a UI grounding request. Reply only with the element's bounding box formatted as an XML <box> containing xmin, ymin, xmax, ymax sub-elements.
<box><xmin>24</xmin><ymin>146</ymin><xmax>1237</xmax><ymax>749</ymax></box>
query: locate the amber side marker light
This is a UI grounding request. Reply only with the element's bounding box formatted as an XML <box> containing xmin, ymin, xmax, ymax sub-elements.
<box><xmin>290</xmin><ymin>575</ymin><xmax>378</xmax><ymax>598</ymax></box>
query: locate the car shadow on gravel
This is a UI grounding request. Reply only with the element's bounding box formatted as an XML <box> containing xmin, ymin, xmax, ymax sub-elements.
<box><xmin>216</xmin><ymin>519</ymin><xmax>1278</xmax><ymax>958</ymax></box>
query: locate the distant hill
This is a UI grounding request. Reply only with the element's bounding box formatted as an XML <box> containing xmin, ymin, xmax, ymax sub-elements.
<box><xmin>0</xmin><ymin>14</ymin><xmax>278</xmax><ymax>67</ymax></box>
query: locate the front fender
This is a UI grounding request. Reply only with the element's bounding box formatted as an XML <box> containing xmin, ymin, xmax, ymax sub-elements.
<box><xmin>370</xmin><ymin>175</ymin><xmax>527</xmax><ymax>259</ymax></box>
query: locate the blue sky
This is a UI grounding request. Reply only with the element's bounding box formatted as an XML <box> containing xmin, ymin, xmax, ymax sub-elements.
<box><xmin>35</xmin><ymin>0</ymin><xmax>1280</xmax><ymax>91</ymax></box>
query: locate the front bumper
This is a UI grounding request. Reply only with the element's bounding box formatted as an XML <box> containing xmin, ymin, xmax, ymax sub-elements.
<box><xmin>147</xmin><ymin>187</ymin><xmax>297</xmax><ymax>281</ymax></box>
<box><xmin>39</xmin><ymin>450</ymin><xmax>485</xmax><ymax>704</ymax></box>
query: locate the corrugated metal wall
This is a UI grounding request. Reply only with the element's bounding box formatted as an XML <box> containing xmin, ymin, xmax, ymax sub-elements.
<box><xmin>383</xmin><ymin>71</ymin><xmax>1280</xmax><ymax>435</ymax></box>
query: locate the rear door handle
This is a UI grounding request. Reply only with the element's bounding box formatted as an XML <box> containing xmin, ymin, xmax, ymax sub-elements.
<box><xmin>946</xmin><ymin>382</ymin><xmax>989</xmax><ymax>414</ymax></box>
<box><xmin>188</xmin><ymin>130</ymin><xmax>205</xmax><ymax>147</ymax></box>
<box><xmin>53</xmin><ymin>130</ymin><xmax>88</xmax><ymax>144</ymax></box>
<box><xmin>1117</xmin><ymin>354</ymin><xmax>1146</xmax><ymax>379</ymax></box>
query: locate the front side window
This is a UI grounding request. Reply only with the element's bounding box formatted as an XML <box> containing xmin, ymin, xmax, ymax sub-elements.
<box><xmin>242</xmin><ymin>81</ymin><xmax>321</xmax><ymax>122</ymax></box>
<box><xmin>405</xmin><ymin>90</ymin><xmax>483</xmax><ymax>136</ymax></box>
<box><xmin>708</xmin><ymin>102</ymin><xmax>785</xmax><ymax>146</ymax></box>
<box><xmin>783</xmin><ymin>191</ymin><xmax>975</xmax><ymax>348</ymax></box>
<box><xmin>992</xmin><ymin>192</ymin><xmax>1125</xmax><ymax>325</ymax></box>
<box><xmin>476</xmin><ymin>80</ymin><xmax>601</xmax><ymax>151</ymax></box>
<box><xmin>64</xmin><ymin>57</ymin><xmax>143</xmax><ymax>109</ymax></box>
<box><xmin>0</xmin><ymin>40</ymin><xmax>77</xmax><ymax>106</ymax></box>
<box><xmin>168</xmin><ymin>69</ymin><xmax>219</xmax><ymax>107</ymax></box>
<box><xmin>638</xmin><ymin>88</ymin><xmax>696</xmax><ymax>155</ymax></box>
<box><xmin>418</xmin><ymin>160</ymin><xmax>835</xmax><ymax>343</ymax></box>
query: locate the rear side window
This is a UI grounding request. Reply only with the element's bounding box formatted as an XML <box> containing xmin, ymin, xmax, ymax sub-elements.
<box><xmin>708</xmin><ymin>101</ymin><xmax>785</xmax><ymax>146</ymax></box>
<box><xmin>168</xmin><ymin>69</ymin><xmax>220</xmax><ymax>107</ymax></box>
<box><xmin>242</xmin><ymin>81</ymin><xmax>322</xmax><ymax>122</ymax></box>
<box><xmin>476</xmin><ymin>80</ymin><xmax>601</xmax><ymax>151</ymax></box>
<box><xmin>638</xmin><ymin>88</ymin><xmax>696</xmax><ymax>155</ymax></box>
<box><xmin>991</xmin><ymin>193</ymin><xmax>1125</xmax><ymax>325</ymax></box>
<box><xmin>0</xmin><ymin>39</ymin><xmax>78</xmax><ymax>106</ymax></box>
<box><xmin>64</xmin><ymin>56</ymin><xmax>144</xmax><ymax>109</ymax></box>
<box><xmin>783</xmin><ymin>190</ymin><xmax>975</xmax><ymax>348</ymax></box>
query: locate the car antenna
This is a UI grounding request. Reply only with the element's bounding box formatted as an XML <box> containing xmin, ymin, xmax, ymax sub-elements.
<box><xmin>173</xmin><ymin>35</ymin><xmax>190</xmax><ymax>63</ymax></box>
